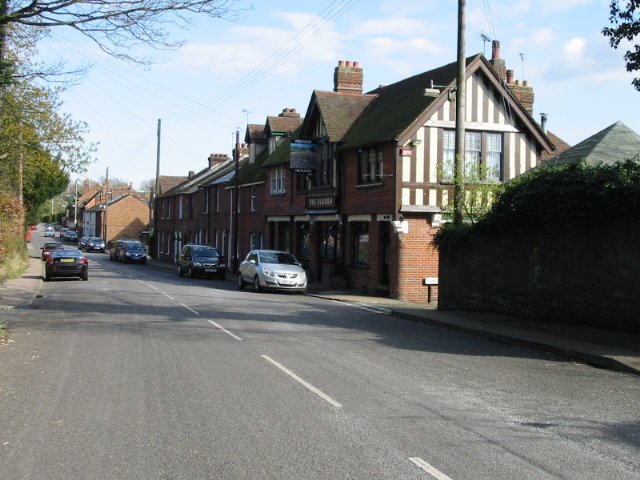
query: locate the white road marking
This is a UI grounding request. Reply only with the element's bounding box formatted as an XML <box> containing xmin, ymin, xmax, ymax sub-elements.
<box><xmin>146</xmin><ymin>283</ymin><xmax>158</xmax><ymax>290</ymax></box>
<box><xmin>409</xmin><ymin>457</ymin><xmax>454</xmax><ymax>480</ymax></box>
<box><xmin>330</xmin><ymin>299</ymin><xmax>391</xmax><ymax>315</ymax></box>
<box><xmin>207</xmin><ymin>320</ymin><xmax>243</xmax><ymax>340</ymax></box>
<box><xmin>162</xmin><ymin>292</ymin><xmax>175</xmax><ymax>300</ymax></box>
<box><xmin>261</xmin><ymin>355</ymin><xmax>343</xmax><ymax>408</ymax></box>
<box><xmin>180</xmin><ymin>303</ymin><xmax>199</xmax><ymax>315</ymax></box>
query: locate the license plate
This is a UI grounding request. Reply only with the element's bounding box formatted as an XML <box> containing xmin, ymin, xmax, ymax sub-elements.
<box><xmin>61</xmin><ymin>258</ymin><xmax>75</xmax><ymax>263</ymax></box>
<box><xmin>280</xmin><ymin>279</ymin><xmax>294</xmax><ymax>285</ymax></box>
<box><xmin>205</xmin><ymin>268</ymin><xmax>217</xmax><ymax>272</ymax></box>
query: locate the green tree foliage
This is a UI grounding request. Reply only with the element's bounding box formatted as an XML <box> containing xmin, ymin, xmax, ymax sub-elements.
<box><xmin>437</xmin><ymin>157</ymin><xmax>503</xmax><ymax>224</ymax></box>
<box><xmin>434</xmin><ymin>159</ymin><xmax>640</xmax><ymax>248</ymax></box>
<box><xmin>603</xmin><ymin>0</ymin><xmax>640</xmax><ymax>91</ymax></box>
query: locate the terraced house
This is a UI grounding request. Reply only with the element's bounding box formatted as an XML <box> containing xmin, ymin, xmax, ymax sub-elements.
<box><xmin>154</xmin><ymin>41</ymin><xmax>562</xmax><ymax>303</ymax></box>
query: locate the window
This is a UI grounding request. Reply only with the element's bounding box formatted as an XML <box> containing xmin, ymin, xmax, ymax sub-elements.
<box><xmin>298</xmin><ymin>223</ymin><xmax>310</xmax><ymax>258</ymax></box>
<box><xmin>358</xmin><ymin>148</ymin><xmax>383</xmax><ymax>184</ymax></box>
<box><xmin>271</xmin><ymin>167</ymin><xmax>286</xmax><ymax>194</ymax></box>
<box><xmin>352</xmin><ymin>222</ymin><xmax>369</xmax><ymax>264</ymax></box>
<box><xmin>178</xmin><ymin>196</ymin><xmax>183</xmax><ymax>219</ymax></box>
<box><xmin>320</xmin><ymin>222</ymin><xmax>341</xmax><ymax>261</ymax></box>
<box><xmin>250</xmin><ymin>186</ymin><xmax>256</xmax><ymax>212</ymax></box>
<box><xmin>442</xmin><ymin>130</ymin><xmax>503</xmax><ymax>182</ymax></box>
<box><xmin>204</xmin><ymin>188</ymin><xmax>210</xmax><ymax>214</ymax></box>
<box><xmin>316</xmin><ymin>143</ymin><xmax>334</xmax><ymax>186</ymax></box>
<box><xmin>215</xmin><ymin>186</ymin><xmax>220</xmax><ymax>213</ymax></box>
<box><xmin>486</xmin><ymin>133</ymin><xmax>503</xmax><ymax>181</ymax></box>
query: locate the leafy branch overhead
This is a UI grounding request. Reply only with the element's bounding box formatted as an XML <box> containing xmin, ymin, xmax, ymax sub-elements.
<box><xmin>0</xmin><ymin>0</ymin><xmax>249</xmax><ymax>64</ymax></box>
<box><xmin>603</xmin><ymin>0</ymin><xmax>640</xmax><ymax>91</ymax></box>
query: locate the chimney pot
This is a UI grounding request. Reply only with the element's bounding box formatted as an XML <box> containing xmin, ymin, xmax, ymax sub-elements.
<box><xmin>491</xmin><ymin>40</ymin><xmax>501</xmax><ymax>60</ymax></box>
<box><xmin>346</xmin><ymin>61</ymin><xmax>353</xmax><ymax>67</ymax></box>
<box><xmin>540</xmin><ymin>113</ymin><xmax>548</xmax><ymax>134</ymax></box>
<box><xmin>506</xmin><ymin>69</ymin><xmax>514</xmax><ymax>84</ymax></box>
<box><xmin>338</xmin><ymin>60</ymin><xmax>345</xmax><ymax>66</ymax></box>
<box><xmin>354</xmin><ymin>61</ymin><xmax>360</xmax><ymax>67</ymax></box>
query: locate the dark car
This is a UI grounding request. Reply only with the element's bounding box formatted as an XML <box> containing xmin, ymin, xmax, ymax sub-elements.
<box><xmin>41</xmin><ymin>242</ymin><xmax>64</xmax><ymax>261</ymax></box>
<box><xmin>65</xmin><ymin>230</ymin><xmax>78</xmax><ymax>242</ymax></box>
<box><xmin>78</xmin><ymin>236</ymin><xmax>89</xmax><ymax>249</ymax></box>
<box><xmin>177</xmin><ymin>244</ymin><xmax>226</xmax><ymax>279</ymax></box>
<box><xmin>85</xmin><ymin>237</ymin><xmax>106</xmax><ymax>252</ymax></box>
<box><xmin>110</xmin><ymin>239</ymin><xmax>138</xmax><ymax>261</ymax></box>
<box><xmin>119</xmin><ymin>241</ymin><xmax>147</xmax><ymax>264</ymax></box>
<box><xmin>44</xmin><ymin>248</ymin><xmax>88</xmax><ymax>281</ymax></box>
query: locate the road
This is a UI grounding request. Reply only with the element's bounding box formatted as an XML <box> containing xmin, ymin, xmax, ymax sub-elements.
<box><xmin>1</xmin><ymin>234</ymin><xmax>639</xmax><ymax>479</ymax></box>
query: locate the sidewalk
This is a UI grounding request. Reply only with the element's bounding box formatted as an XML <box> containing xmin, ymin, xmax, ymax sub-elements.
<box><xmin>2</xmin><ymin>252</ymin><xmax>639</xmax><ymax>376</ymax></box>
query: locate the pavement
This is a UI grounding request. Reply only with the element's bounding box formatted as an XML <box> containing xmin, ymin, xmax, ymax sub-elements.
<box><xmin>2</xmin><ymin>244</ymin><xmax>640</xmax><ymax>377</ymax></box>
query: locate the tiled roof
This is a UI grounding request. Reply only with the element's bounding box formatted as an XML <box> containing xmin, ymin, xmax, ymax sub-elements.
<box><xmin>266</xmin><ymin>116</ymin><xmax>304</xmax><ymax>135</ymax></box>
<box><xmin>541</xmin><ymin>131</ymin><xmax>572</xmax><ymax>162</ymax></box>
<box><xmin>312</xmin><ymin>91</ymin><xmax>376</xmax><ymax>142</ymax></box>
<box><xmin>262</xmin><ymin>125</ymin><xmax>303</xmax><ymax>168</ymax></box>
<box><xmin>158</xmin><ymin>175</ymin><xmax>187</xmax><ymax>195</ymax></box>
<box><xmin>542</xmin><ymin>121</ymin><xmax>640</xmax><ymax>167</ymax></box>
<box><xmin>339</xmin><ymin>57</ymin><xmax>474</xmax><ymax>150</ymax></box>
<box><xmin>245</xmin><ymin>124</ymin><xmax>266</xmax><ymax>143</ymax></box>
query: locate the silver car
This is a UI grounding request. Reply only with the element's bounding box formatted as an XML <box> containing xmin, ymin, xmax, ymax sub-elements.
<box><xmin>237</xmin><ymin>250</ymin><xmax>307</xmax><ymax>294</ymax></box>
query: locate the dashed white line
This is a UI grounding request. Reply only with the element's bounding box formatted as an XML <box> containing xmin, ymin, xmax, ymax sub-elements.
<box><xmin>261</xmin><ymin>355</ymin><xmax>342</xmax><ymax>408</ymax></box>
<box><xmin>146</xmin><ymin>283</ymin><xmax>158</xmax><ymax>290</ymax></box>
<box><xmin>207</xmin><ymin>320</ymin><xmax>242</xmax><ymax>340</ymax></box>
<box><xmin>409</xmin><ymin>457</ymin><xmax>454</xmax><ymax>480</ymax></box>
<box><xmin>180</xmin><ymin>303</ymin><xmax>199</xmax><ymax>315</ymax></box>
<box><xmin>162</xmin><ymin>292</ymin><xmax>175</xmax><ymax>300</ymax></box>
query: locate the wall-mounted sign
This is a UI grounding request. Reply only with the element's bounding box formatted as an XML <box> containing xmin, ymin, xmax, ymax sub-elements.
<box><xmin>291</xmin><ymin>140</ymin><xmax>318</xmax><ymax>172</ymax></box>
<box><xmin>399</xmin><ymin>148</ymin><xmax>413</xmax><ymax>156</ymax></box>
<box><xmin>307</xmin><ymin>195</ymin><xmax>336</xmax><ymax>209</ymax></box>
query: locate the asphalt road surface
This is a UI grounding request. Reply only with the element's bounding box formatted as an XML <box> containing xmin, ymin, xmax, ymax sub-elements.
<box><xmin>1</xmin><ymin>240</ymin><xmax>639</xmax><ymax>479</ymax></box>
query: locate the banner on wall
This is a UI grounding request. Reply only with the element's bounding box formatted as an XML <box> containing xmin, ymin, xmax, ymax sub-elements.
<box><xmin>290</xmin><ymin>140</ymin><xmax>318</xmax><ymax>173</ymax></box>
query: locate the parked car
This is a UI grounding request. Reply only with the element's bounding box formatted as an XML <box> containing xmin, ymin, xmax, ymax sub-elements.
<box><xmin>177</xmin><ymin>244</ymin><xmax>226</xmax><ymax>279</ymax></box>
<box><xmin>44</xmin><ymin>226</ymin><xmax>55</xmax><ymax>237</ymax></box>
<box><xmin>78</xmin><ymin>236</ymin><xmax>89</xmax><ymax>249</ymax></box>
<box><xmin>237</xmin><ymin>249</ymin><xmax>307</xmax><ymax>294</ymax></box>
<box><xmin>44</xmin><ymin>248</ymin><xmax>88</xmax><ymax>281</ymax></box>
<box><xmin>119</xmin><ymin>241</ymin><xmax>147</xmax><ymax>264</ymax></box>
<box><xmin>65</xmin><ymin>230</ymin><xmax>78</xmax><ymax>242</ymax></box>
<box><xmin>110</xmin><ymin>239</ymin><xmax>138</xmax><ymax>261</ymax></box>
<box><xmin>41</xmin><ymin>242</ymin><xmax>64</xmax><ymax>261</ymax></box>
<box><xmin>85</xmin><ymin>237</ymin><xmax>106</xmax><ymax>253</ymax></box>
<box><xmin>59</xmin><ymin>227</ymin><xmax>70</xmax><ymax>238</ymax></box>
<box><xmin>30</xmin><ymin>225</ymin><xmax>37</xmax><ymax>230</ymax></box>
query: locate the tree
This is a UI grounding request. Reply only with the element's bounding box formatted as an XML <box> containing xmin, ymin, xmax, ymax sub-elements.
<box><xmin>0</xmin><ymin>0</ymin><xmax>245</xmax><ymax>66</ymax></box>
<box><xmin>603</xmin><ymin>0</ymin><xmax>640</xmax><ymax>91</ymax></box>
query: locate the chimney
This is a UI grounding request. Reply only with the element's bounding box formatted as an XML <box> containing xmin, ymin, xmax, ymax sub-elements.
<box><xmin>188</xmin><ymin>170</ymin><xmax>194</xmax><ymax>178</ymax></box>
<box><xmin>280</xmin><ymin>108</ymin><xmax>301</xmax><ymax>118</ymax></box>
<box><xmin>334</xmin><ymin>60</ymin><xmax>363</xmax><ymax>95</ymax></box>
<box><xmin>208</xmin><ymin>153</ymin><xmax>229</xmax><ymax>168</ymax></box>
<box><xmin>507</xmin><ymin>77</ymin><xmax>534</xmax><ymax>116</ymax></box>
<box><xmin>540</xmin><ymin>113</ymin><xmax>548</xmax><ymax>135</ymax></box>
<box><xmin>488</xmin><ymin>40</ymin><xmax>507</xmax><ymax>81</ymax></box>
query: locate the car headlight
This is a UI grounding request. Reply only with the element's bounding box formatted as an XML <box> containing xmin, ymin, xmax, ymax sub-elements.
<box><xmin>300</xmin><ymin>270</ymin><xmax>306</xmax><ymax>279</ymax></box>
<box><xmin>192</xmin><ymin>261</ymin><xmax>203</xmax><ymax>267</ymax></box>
<box><xmin>219</xmin><ymin>263</ymin><xmax>226</xmax><ymax>268</ymax></box>
<box><xmin>261</xmin><ymin>266</ymin><xmax>275</xmax><ymax>277</ymax></box>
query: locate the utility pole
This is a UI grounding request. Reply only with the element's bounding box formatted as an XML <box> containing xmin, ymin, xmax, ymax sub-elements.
<box><xmin>453</xmin><ymin>0</ymin><xmax>466</xmax><ymax>225</ymax></box>
<box><xmin>154</xmin><ymin>119</ymin><xmax>161</xmax><ymax>215</ymax></box>
<box><xmin>233</xmin><ymin>128</ymin><xmax>240</xmax><ymax>272</ymax></box>
<box><xmin>104</xmin><ymin>167</ymin><xmax>109</xmax><ymax>241</ymax></box>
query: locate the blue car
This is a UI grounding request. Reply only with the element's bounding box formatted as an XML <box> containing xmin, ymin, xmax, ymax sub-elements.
<box><xmin>85</xmin><ymin>237</ymin><xmax>106</xmax><ymax>253</ymax></box>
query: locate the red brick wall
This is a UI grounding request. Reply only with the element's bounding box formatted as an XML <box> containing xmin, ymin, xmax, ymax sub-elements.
<box><xmin>106</xmin><ymin>196</ymin><xmax>149</xmax><ymax>243</ymax></box>
<box><xmin>394</xmin><ymin>216</ymin><xmax>440</xmax><ymax>304</ymax></box>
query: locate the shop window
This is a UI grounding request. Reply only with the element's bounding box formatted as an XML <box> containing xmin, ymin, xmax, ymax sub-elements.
<box><xmin>352</xmin><ymin>222</ymin><xmax>369</xmax><ymax>264</ymax></box>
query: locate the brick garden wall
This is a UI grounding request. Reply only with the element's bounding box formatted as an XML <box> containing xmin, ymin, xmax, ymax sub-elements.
<box><xmin>438</xmin><ymin>218</ymin><xmax>640</xmax><ymax>333</ymax></box>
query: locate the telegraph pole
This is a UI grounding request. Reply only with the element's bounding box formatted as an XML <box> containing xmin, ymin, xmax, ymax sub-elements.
<box><xmin>453</xmin><ymin>0</ymin><xmax>466</xmax><ymax>225</ymax></box>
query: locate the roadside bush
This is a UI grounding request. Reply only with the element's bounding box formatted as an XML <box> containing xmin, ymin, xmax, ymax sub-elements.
<box><xmin>0</xmin><ymin>192</ymin><xmax>27</xmax><ymax>283</ymax></box>
<box><xmin>434</xmin><ymin>158</ymin><xmax>640</xmax><ymax>248</ymax></box>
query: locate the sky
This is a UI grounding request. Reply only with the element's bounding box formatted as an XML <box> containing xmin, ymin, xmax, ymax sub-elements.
<box><xmin>36</xmin><ymin>0</ymin><xmax>640</xmax><ymax>191</ymax></box>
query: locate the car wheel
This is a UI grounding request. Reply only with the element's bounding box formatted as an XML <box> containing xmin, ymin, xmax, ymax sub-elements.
<box><xmin>141</xmin><ymin>259</ymin><xmax>147</xmax><ymax>265</ymax></box>
<box><xmin>45</xmin><ymin>272</ymin><xmax>51</xmax><ymax>281</ymax></box>
<box><xmin>82</xmin><ymin>272</ymin><xmax>88</xmax><ymax>281</ymax></box>
<box><xmin>237</xmin><ymin>274</ymin><xmax>245</xmax><ymax>290</ymax></box>
<box><xmin>253</xmin><ymin>276</ymin><xmax>263</xmax><ymax>293</ymax></box>
<box><xmin>188</xmin><ymin>267</ymin><xmax>195</xmax><ymax>278</ymax></box>
<box><xmin>178</xmin><ymin>265</ymin><xmax>183</xmax><ymax>277</ymax></box>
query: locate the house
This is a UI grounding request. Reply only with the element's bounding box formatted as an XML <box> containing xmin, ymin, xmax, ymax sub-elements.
<box><xmin>252</xmin><ymin>42</ymin><xmax>557</xmax><ymax>303</ymax></box>
<box><xmin>154</xmin><ymin>154</ymin><xmax>239</xmax><ymax>263</ymax></box>
<box><xmin>542</xmin><ymin>121</ymin><xmax>640</xmax><ymax>167</ymax></box>
<box><xmin>152</xmin><ymin>41</ymin><xmax>565</xmax><ymax>304</ymax></box>
<box><xmin>84</xmin><ymin>194</ymin><xmax>150</xmax><ymax>243</ymax></box>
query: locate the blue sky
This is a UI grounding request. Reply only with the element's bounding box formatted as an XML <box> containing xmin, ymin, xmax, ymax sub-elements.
<box><xmin>38</xmin><ymin>0</ymin><xmax>640</xmax><ymax>190</ymax></box>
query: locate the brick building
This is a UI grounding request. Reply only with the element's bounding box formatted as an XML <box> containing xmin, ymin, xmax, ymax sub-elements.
<box><xmin>154</xmin><ymin>41</ymin><xmax>564</xmax><ymax>303</ymax></box>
